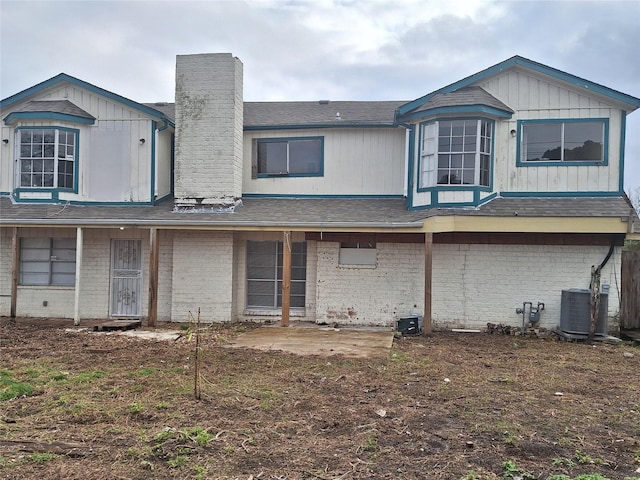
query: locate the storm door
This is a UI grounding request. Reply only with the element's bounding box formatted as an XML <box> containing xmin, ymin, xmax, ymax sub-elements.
<box><xmin>110</xmin><ymin>239</ymin><xmax>142</xmax><ymax>317</ymax></box>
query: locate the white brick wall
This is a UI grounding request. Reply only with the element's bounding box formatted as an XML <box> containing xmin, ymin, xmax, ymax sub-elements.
<box><xmin>314</xmin><ymin>241</ymin><xmax>622</xmax><ymax>330</ymax></box>
<box><xmin>0</xmin><ymin>229</ymin><xmax>12</xmax><ymax>316</ymax></box>
<box><xmin>433</xmin><ymin>244</ymin><xmax>622</xmax><ymax>330</ymax></box>
<box><xmin>315</xmin><ymin>242</ymin><xmax>423</xmax><ymax>326</ymax></box>
<box><xmin>171</xmin><ymin>231</ymin><xmax>234</xmax><ymax>322</ymax></box>
<box><xmin>174</xmin><ymin>53</ymin><xmax>243</xmax><ymax>205</ymax></box>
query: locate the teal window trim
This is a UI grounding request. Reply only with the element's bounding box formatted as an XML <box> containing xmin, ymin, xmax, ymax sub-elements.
<box><xmin>516</xmin><ymin>118</ymin><xmax>609</xmax><ymax>167</ymax></box>
<box><xmin>255</xmin><ymin>136</ymin><xmax>324</xmax><ymax>178</ymax></box>
<box><xmin>400</xmin><ymin>105</ymin><xmax>512</xmax><ymax>123</ymax></box>
<box><xmin>416</xmin><ymin>117</ymin><xmax>494</xmax><ymax>193</ymax></box>
<box><xmin>15</xmin><ymin>126</ymin><xmax>80</xmax><ymax>194</ymax></box>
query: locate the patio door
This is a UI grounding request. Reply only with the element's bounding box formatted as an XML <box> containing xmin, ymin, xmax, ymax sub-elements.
<box><xmin>110</xmin><ymin>239</ymin><xmax>142</xmax><ymax>317</ymax></box>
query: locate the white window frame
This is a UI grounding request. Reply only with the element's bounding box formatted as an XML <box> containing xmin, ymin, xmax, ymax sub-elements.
<box><xmin>17</xmin><ymin>127</ymin><xmax>77</xmax><ymax>190</ymax></box>
<box><xmin>339</xmin><ymin>242</ymin><xmax>377</xmax><ymax>266</ymax></box>
<box><xmin>420</xmin><ymin>119</ymin><xmax>491</xmax><ymax>188</ymax></box>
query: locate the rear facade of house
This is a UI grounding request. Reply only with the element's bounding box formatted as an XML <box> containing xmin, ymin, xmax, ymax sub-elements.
<box><xmin>1</xmin><ymin>53</ymin><xmax>639</xmax><ymax>331</ymax></box>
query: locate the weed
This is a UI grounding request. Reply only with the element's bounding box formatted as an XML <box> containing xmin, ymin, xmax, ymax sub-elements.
<box><xmin>27</xmin><ymin>452</ymin><xmax>57</xmax><ymax>463</ymax></box>
<box><xmin>193</xmin><ymin>465</ymin><xmax>207</xmax><ymax>480</ymax></box>
<box><xmin>184</xmin><ymin>426</ymin><xmax>213</xmax><ymax>446</ymax></box>
<box><xmin>0</xmin><ymin>370</ymin><xmax>34</xmax><ymax>400</ymax></box>
<box><xmin>552</xmin><ymin>457</ymin><xmax>576</xmax><ymax>468</ymax></box>
<box><xmin>167</xmin><ymin>455</ymin><xmax>188</xmax><ymax>468</ymax></box>
<box><xmin>361</xmin><ymin>433</ymin><xmax>378</xmax><ymax>452</ymax></box>
<box><xmin>140</xmin><ymin>460</ymin><xmax>154</xmax><ymax>470</ymax></box>
<box><xmin>128</xmin><ymin>402</ymin><xmax>143</xmax><ymax>414</ymax></box>
<box><xmin>154</xmin><ymin>401</ymin><xmax>170</xmax><ymax>410</ymax></box>
<box><xmin>501</xmin><ymin>460</ymin><xmax>533</xmax><ymax>479</ymax></box>
<box><xmin>223</xmin><ymin>444</ymin><xmax>235</xmax><ymax>454</ymax></box>
<box><xmin>128</xmin><ymin>368</ymin><xmax>156</xmax><ymax>378</ymax></box>
<box><xmin>74</xmin><ymin>370</ymin><xmax>106</xmax><ymax>383</ymax></box>
<box><xmin>575</xmin><ymin>450</ymin><xmax>602</xmax><ymax>465</ymax></box>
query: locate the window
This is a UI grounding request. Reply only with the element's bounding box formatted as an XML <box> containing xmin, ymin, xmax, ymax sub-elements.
<box><xmin>246</xmin><ymin>241</ymin><xmax>306</xmax><ymax>309</ymax></box>
<box><xmin>18</xmin><ymin>128</ymin><xmax>77</xmax><ymax>189</ymax></box>
<box><xmin>256</xmin><ymin>137</ymin><xmax>323</xmax><ymax>176</ymax></box>
<box><xmin>20</xmin><ymin>238</ymin><xmax>76</xmax><ymax>286</ymax></box>
<box><xmin>519</xmin><ymin>120</ymin><xmax>605</xmax><ymax>163</ymax></box>
<box><xmin>339</xmin><ymin>242</ymin><xmax>377</xmax><ymax>266</ymax></box>
<box><xmin>420</xmin><ymin>119</ymin><xmax>491</xmax><ymax>188</ymax></box>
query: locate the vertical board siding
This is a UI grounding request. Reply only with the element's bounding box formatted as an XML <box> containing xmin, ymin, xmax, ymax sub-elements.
<box><xmin>620</xmin><ymin>250</ymin><xmax>640</xmax><ymax>328</ymax></box>
<box><xmin>1</xmin><ymin>83</ymin><xmax>161</xmax><ymax>203</ymax></box>
<box><xmin>480</xmin><ymin>71</ymin><xmax>622</xmax><ymax>194</ymax></box>
<box><xmin>243</xmin><ymin>128</ymin><xmax>405</xmax><ymax>196</ymax></box>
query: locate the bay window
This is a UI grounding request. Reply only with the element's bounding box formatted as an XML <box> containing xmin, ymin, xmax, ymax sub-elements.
<box><xmin>420</xmin><ymin>119</ymin><xmax>492</xmax><ymax>188</ymax></box>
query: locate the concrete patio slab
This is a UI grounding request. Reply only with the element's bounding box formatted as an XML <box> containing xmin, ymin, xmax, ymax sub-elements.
<box><xmin>226</xmin><ymin>324</ymin><xmax>395</xmax><ymax>358</ymax></box>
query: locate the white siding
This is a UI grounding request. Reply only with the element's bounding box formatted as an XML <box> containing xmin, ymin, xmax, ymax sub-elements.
<box><xmin>0</xmin><ymin>83</ymin><xmax>162</xmax><ymax>203</ymax></box>
<box><xmin>480</xmin><ymin>70</ymin><xmax>623</xmax><ymax>194</ymax></box>
<box><xmin>243</xmin><ymin>128</ymin><xmax>406</xmax><ymax>196</ymax></box>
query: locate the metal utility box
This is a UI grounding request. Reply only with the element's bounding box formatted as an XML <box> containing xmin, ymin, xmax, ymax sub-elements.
<box><xmin>397</xmin><ymin>316</ymin><xmax>422</xmax><ymax>335</ymax></box>
<box><xmin>560</xmin><ymin>288</ymin><xmax>608</xmax><ymax>337</ymax></box>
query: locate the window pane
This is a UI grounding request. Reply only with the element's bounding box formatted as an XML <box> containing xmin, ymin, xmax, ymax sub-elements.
<box><xmin>564</xmin><ymin>122</ymin><xmax>603</xmax><ymax>161</ymax></box>
<box><xmin>288</xmin><ymin>139</ymin><xmax>322</xmax><ymax>174</ymax></box>
<box><xmin>523</xmin><ymin>124</ymin><xmax>561</xmax><ymax>161</ymax></box>
<box><xmin>257</xmin><ymin>142</ymin><xmax>287</xmax><ymax>174</ymax></box>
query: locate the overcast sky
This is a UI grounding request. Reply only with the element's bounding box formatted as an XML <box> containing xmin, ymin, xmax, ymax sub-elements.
<box><xmin>2</xmin><ymin>0</ymin><xmax>639</xmax><ymax>193</ymax></box>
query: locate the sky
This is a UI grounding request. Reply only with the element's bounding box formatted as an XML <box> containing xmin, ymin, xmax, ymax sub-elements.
<box><xmin>1</xmin><ymin>0</ymin><xmax>639</xmax><ymax>194</ymax></box>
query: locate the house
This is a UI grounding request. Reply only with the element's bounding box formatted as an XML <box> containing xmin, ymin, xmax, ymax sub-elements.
<box><xmin>1</xmin><ymin>53</ymin><xmax>639</xmax><ymax>331</ymax></box>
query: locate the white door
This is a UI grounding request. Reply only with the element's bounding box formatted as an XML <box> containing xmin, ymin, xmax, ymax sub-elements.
<box><xmin>110</xmin><ymin>239</ymin><xmax>142</xmax><ymax>317</ymax></box>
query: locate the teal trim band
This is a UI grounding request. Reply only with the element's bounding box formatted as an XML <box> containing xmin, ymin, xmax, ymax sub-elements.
<box><xmin>10</xmin><ymin>195</ymin><xmax>156</xmax><ymax>206</ymax></box>
<box><xmin>515</xmin><ymin>118</ymin><xmax>609</xmax><ymax>167</ymax></box>
<box><xmin>245</xmin><ymin>123</ymin><xmax>396</xmax><ymax>131</ymax></box>
<box><xmin>619</xmin><ymin>111</ymin><xmax>626</xmax><ymax>193</ymax></box>
<box><xmin>242</xmin><ymin>193</ymin><xmax>404</xmax><ymax>199</ymax></box>
<box><xmin>4</xmin><ymin>111</ymin><xmax>95</xmax><ymax>125</ymax></box>
<box><xmin>150</xmin><ymin>121</ymin><xmax>156</xmax><ymax>204</ymax></box>
<box><xmin>1</xmin><ymin>73</ymin><xmax>170</xmax><ymax>123</ymax></box>
<box><xmin>400</xmin><ymin>105</ymin><xmax>512</xmax><ymax>123</ymax></box>
<box><xmin>500</xmin><ymin>191</ymin><xmax>622</xmax><ymax>198</ymax></box>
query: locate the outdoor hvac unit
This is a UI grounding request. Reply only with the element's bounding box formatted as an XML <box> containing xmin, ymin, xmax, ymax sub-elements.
<box><xmin>560</xmin><ymin>288</ymin><xmax>608</xmax><ymax>337</ymax></box>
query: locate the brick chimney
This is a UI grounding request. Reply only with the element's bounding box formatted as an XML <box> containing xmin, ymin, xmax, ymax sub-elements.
<box><xmin>173</xmin><ymin>53</ymin><xmax>243</xmax><ymax>211</ymax></box>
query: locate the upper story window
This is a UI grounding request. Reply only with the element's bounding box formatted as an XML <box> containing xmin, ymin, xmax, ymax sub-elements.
<box><xmin>420</xmin><ymin>119</ymin><xmax>492</xmax><ymax>188</ymax></box>
<box><xmin>518</xmin><ymin>119</ymin><xmax>607</xmax><ymax>165</ymax></box>
<box><xmin>18</xmin><ymin>127</ymin><xmax>77</xmax><ymax>189</ymax></box>
<box><xmin>255</xmin><ymin>137</ymin><xmax>323</xmax><ymax>177</ymax></box>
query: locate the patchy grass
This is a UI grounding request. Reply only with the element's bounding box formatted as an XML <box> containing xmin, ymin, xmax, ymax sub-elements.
<box><xmin>1</xmin><ymin>319</ymin><xmax>639</xmax><ymax>479</ymax></box>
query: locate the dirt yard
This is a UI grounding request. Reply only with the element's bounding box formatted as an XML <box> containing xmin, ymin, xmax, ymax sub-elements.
<box><xmin>1</xmin><ymin>318</ymin><xmax>639</xmax><ymax>480</ymax></box>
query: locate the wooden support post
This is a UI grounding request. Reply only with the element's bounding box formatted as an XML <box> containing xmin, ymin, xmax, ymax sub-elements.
<box><xmin>10</xmin><ymin>227</ymin><xmax>19</xmax><ymax>319</ymax></box>
<box><xmin>281</xmin><ymin>231</ymin><xmax>292</xmax><ymax>327</ymax></box>
<box><xmin>148</xmin><ymin>227</ymin><xmax>159</xmax><ymax>328</ymax></box>
<box><xmin>423</xmin><ymin>232</ymin><xmax>433</xmax><ymax>335</ymax></box>
<box><xmin>73</xmin><ymin>227</ymin><xmax>83</xmax><ymax>326</ymax></box>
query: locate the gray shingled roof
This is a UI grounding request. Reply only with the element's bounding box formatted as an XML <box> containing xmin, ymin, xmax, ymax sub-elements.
<box><xmin>405</xmin><ymin>86</ymin><xmax>514</xmax><ymax>115</ymax></box>
<box><xmin>1</xmin><ymin>196</ymin><xmax>636</xmax><ymax>231</ymax></box>
<box><xmin>6</xmin><ymin>100</ymin><xmax>95</xmax><ymax>120</ymax></box>
<box><xmin>144</xmin><ymin>101</ymin><xmax>406</xmax><ymax>128</ymax></box>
